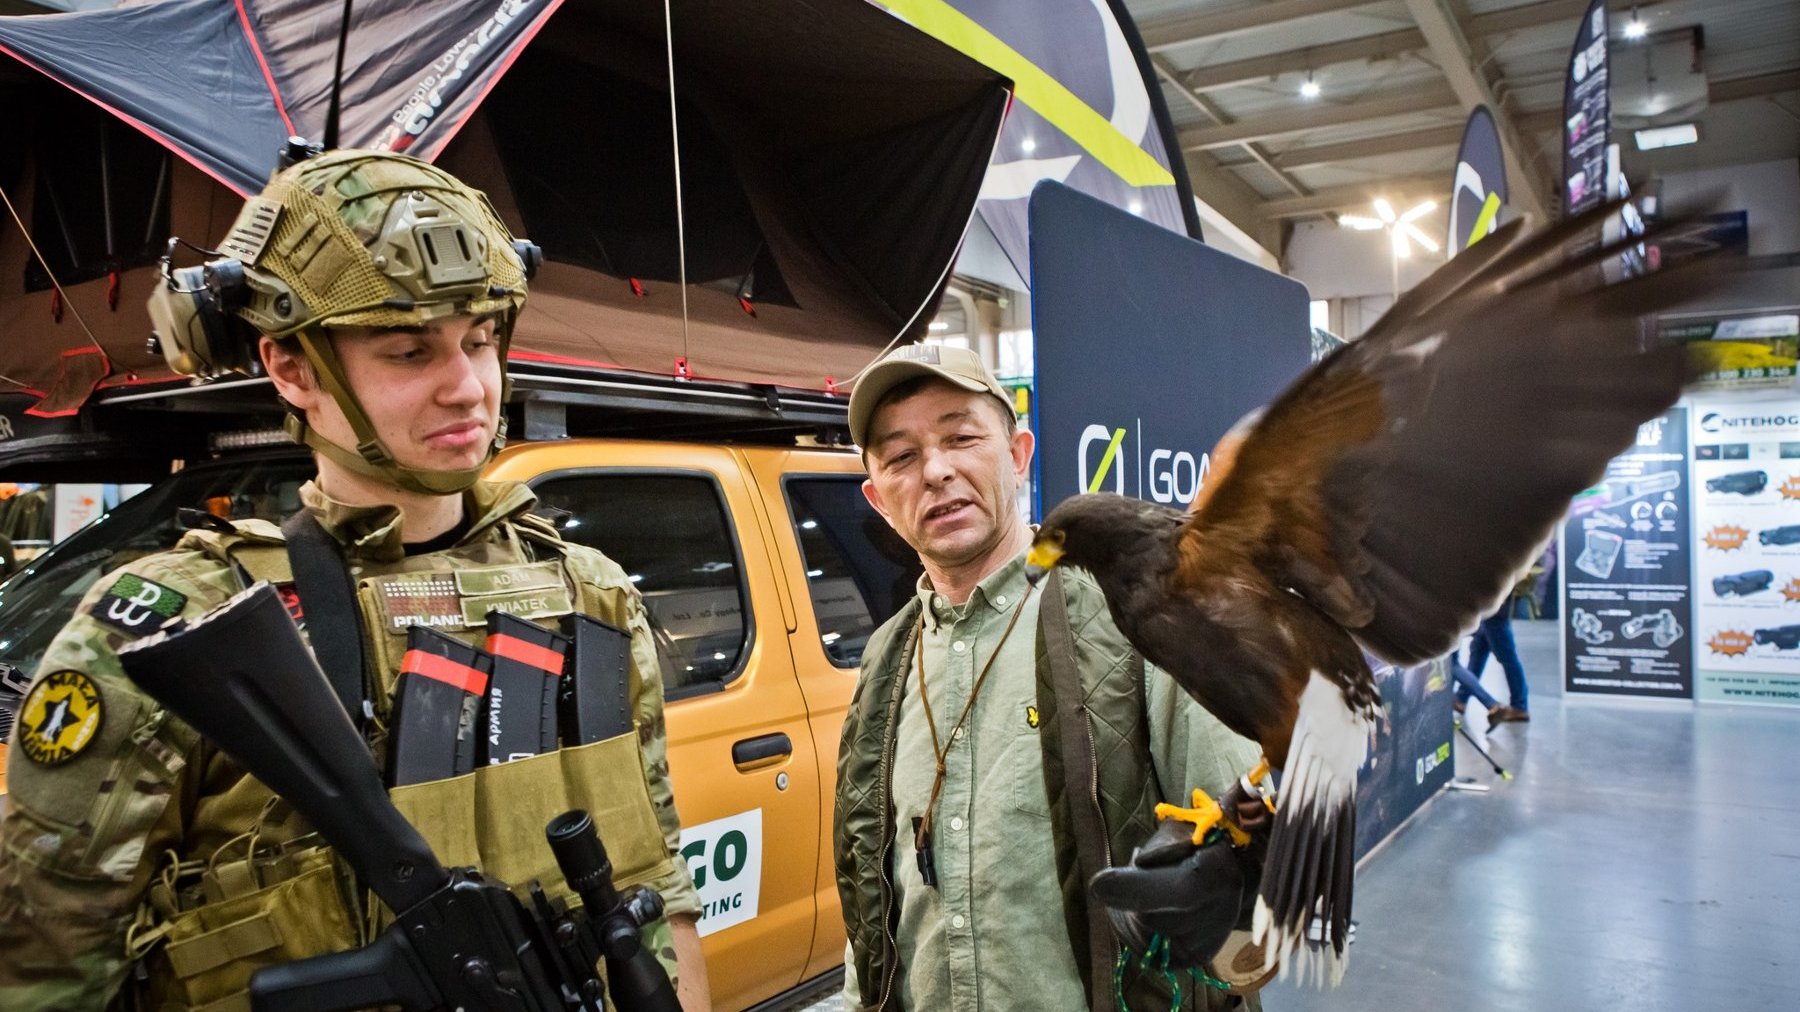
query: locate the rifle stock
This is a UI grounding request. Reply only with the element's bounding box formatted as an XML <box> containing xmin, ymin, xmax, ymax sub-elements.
<box><xmin>118</xmin><ymin>582</ymin><xmax>444</xmax><ymax>914</ymax></box>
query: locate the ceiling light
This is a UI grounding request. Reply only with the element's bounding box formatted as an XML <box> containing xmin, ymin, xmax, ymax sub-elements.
<box><xmin>1634</xmin><ymin>123</ymin><xmax>1698</xmax><ymax>150</ymax></box>
<box><xmin>1399</xmin><ymin>199</ymin><xmax>1437</xmax><ymax>224</ymax></box>
<box><xmin>1300</xmin><ymin>72</ymin><xmax>1320</xmax><ymax>99</ymax></box>
<box><xmin>929</xmin><ymin>320</ymin><xmax>950</xmax><ymax>331</ymax></box>
<box><xmin>1021</xmin><ymin>137</ymin><xmax>1037</xmax><ymax>154</ymax></box>
<box><xmin>1338</xmin><ymin>215</ymin><xmax>1385</xmax><ymax>231</ymax></box>
<box><xmin>1373</xmin><ymin>198</ymin><xmax>1397</xmax><ymax>224</ymax></box>
<box><xmin>1392</xmin><ymin>230</ymin><xmax>1411</xmax><ymax>259</ymax></box>
<box><xmin>1128</xmin><ymin>199</ymin><xmax>1144</xmax><ymax>214</ymax></box>
<box><xmin>1623</xmin><ymin>6</ymin><xmax>1648</xmax><ymax>39</ymax></box>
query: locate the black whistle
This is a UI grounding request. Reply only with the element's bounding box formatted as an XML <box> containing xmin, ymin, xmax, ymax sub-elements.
<box><xmin>912</xmin><ymin>816</ymin><xmax>938</xmax><ymax>888</ymax></box>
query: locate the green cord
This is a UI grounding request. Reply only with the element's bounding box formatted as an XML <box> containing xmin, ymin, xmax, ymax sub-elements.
<box><xmin>1111</xmin><ymin>830</ymin><xmax>1236</xmax><ymax>1010</ymax></box>
<box><xmin>1113</xmin><ymin>933</ymin><xmax>1227</xmax><ymax>1011</ymax></box>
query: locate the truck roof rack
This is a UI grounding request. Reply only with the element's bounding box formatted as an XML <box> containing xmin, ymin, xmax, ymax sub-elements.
<box><xmin>1</xmin><ymin>361</ymin><xmax>853</xmax><ymax>482</ymax></box>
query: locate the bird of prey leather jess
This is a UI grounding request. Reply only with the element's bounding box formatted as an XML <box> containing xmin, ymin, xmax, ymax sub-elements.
<box><xmin>1027</xmin><ymin>200</ymin><xmax>1722</xmax><ymax>987</ymax></box>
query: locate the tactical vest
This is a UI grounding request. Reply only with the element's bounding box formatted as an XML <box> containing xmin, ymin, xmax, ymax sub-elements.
<box><xmin>835</xmin><ymin>570</ymin><xmax>1248</xmax><ymax>1012</ymax></box>
<box><xmin>126</xmin><ymin>513</ymin><xmax>675</xmax><ymax>1012</ymax></box>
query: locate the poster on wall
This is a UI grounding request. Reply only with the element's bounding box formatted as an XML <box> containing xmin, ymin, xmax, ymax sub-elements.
<box><xmin>1561</xmin><ymin>0</ymin><xmax>1610</xmax><ymax>219</ymax></box>
<box><xmin>1691</xmin><ymin>401</ymin><xmax>1800</xmax><ymax>707</ymax></box>
<box><xmin>1665</xmin><ymin>311</ymin><xmax>1800</xmax><ymax>392</ymax></box>
<box><xmin>1561</xmin><ymin>408</ymin><xmax>1693</xmax><ymax>697</ymax></box>
<box><xmin>1354</xmin><ymin>655</ymin><xmax>1454</xmax><ymax>859</ymax></box>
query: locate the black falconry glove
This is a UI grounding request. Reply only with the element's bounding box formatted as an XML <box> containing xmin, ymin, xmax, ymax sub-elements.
<box><xmin>1090</xmin><ymin>790</ymin><xmax>1271</xmax><ymax>969</ymax></box>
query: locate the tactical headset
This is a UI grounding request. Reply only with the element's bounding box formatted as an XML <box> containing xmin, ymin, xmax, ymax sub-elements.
<box><xmin>148</xmin><ymin>150</ymin><xmax>543</xmax><ymax>495</ymax></box>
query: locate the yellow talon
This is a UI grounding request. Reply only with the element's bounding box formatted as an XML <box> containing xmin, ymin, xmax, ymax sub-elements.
<box><xmin>1246</xmin><ymin>757</ymin><xmax>1277</xmax><ymax>814</ymax></box>
<box><xmin>1155</xmin><ymin>788</ymin><xmax>1251</xmax><ymax>847</ymax></box>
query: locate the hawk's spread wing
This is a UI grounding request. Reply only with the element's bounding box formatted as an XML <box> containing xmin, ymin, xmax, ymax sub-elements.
<box><xmin>1178</xmin><ymin>207</ymin><xmax>1709</xmax><ymax>664</ymax></box>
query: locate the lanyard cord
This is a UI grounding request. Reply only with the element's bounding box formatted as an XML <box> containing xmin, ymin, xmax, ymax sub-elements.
<box><xmin>913</xmin><ymin>583</ymin><xmax>1035</xmax><ymax>843</ymax></box>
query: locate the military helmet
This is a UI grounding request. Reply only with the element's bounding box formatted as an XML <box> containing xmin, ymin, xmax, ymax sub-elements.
<box><xmin>148</xmin><ymin>149</ymin><xmax>542</xmax><ymax>495</ymax></box>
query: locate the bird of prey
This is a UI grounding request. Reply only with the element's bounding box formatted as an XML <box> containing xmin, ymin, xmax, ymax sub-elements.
<box><xmin>1025</xmin><ymin>205</ymin><xmax>1712</xmax><ymax>986</ymax></box>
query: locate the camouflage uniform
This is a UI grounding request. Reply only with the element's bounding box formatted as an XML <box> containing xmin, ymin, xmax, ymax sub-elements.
<box><xmin>0</xmin><ymin>479</ymin><xmax>699</xmax><ymax>1010</ymax></box>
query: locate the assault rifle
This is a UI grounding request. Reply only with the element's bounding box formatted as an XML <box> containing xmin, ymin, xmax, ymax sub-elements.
<box><xmin>117</xmin><ymin>583</ymin><xmax>679</xmax><ymax>1012</ymax></box>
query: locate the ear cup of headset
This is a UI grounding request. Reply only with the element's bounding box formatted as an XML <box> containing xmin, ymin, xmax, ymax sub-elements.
<box><xmin>147</xmin><ymin>263</ymin><xmax>262</xmax><ymax>377</ymax></box>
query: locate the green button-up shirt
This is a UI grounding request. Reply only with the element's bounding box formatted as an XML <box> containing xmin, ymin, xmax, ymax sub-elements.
<box><xmin>845</xmin><ymin>550</ymin><xmax>1259</xmax><ymax>1011</ymax></box>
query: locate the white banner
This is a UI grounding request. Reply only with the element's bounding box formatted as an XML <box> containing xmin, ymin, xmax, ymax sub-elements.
<box><xmin>1690</xmin><ymin>400</ymin><xmax>1800</xmax><ymax>705</ymax></box>
<box><xmin>677</xmin><ymin>809</ymin><xmax>764</xmax><ymax>938</ymax></box>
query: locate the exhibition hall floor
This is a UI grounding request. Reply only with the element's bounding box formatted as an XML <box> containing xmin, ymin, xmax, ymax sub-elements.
<box><xmin>1270</xmin><ymin>619</ymin><xmax>1800</xmax><ymax>1011</ymax></box>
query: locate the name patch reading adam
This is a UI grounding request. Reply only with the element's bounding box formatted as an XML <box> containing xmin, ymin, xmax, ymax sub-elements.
<box><xmin>92</xmin><ymin>573</ymin><xmax>188</xmax><ymax>635</ymax></box>
<box><xmin>18</xmin><ymin>670</ymin><xmax>103</xmax><ymax>766</ymax></box>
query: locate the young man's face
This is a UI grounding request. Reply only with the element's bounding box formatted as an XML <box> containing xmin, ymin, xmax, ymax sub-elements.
<box><xmin>270</xmin><ymin>313</ymin><xmax>503</xmax><ymax>479</ymax></box>
<box><xmin>861</xmin><ymin>381</ymin><xmax>1034</xmax><ymax>576</ymax></box>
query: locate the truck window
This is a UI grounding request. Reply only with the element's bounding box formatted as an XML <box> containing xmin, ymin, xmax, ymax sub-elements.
<box><xmin>531</xmin><ymin>473</ymin><xmax>750</xmax><ymax>696</ymax></box>
<box><xmin>783</xmin><ymin>476</ymin><xmax>922</xmax><ymax>667</ymax></box>
<box><xmin>0</xmin><ymin>454</ymin><xmax>311</xmax><ymax>681</ymax></box>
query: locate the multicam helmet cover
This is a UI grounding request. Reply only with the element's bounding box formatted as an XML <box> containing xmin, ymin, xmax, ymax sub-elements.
<box><xmin>153</xmin><ymin>150</ymin><xmax>535</xmax><ymax>495</ymax></box>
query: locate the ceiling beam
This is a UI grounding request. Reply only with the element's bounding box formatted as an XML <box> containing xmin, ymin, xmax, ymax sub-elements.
<box><xmin>1260</xmin><ymin>176</ymin><xmax>1444</xmax><ymax>218</ymax></box>
<box><xmin>1271</xmin><ymin>124</ymin><xmax>1466</xmax><ymax>170</ymax></box>
<box><xmin>1140</xmin><ymin>0</ymin><xmax>1377</xmax><ymax>53</ymax></box>
<box><xmin>1179</xmin><ymin>28</ymin><xmax>1424</xmax><ymax>94</ymax></box>
<box><xmin>1152</xmin><ymin>54</ymin><xmax>1310</xmax><ymax>198</ymax></box>
<box><xmin>1470</xmin><ymin>0</ymin><xmax>1586</xmax><ymax>37</ymax></box>
<box><xmin>1170</xmin><ymin>0</ymin><xmax>1585</xmax><ymax>95</ymax></box>
<box><xmin>1262</xmin><ymin>70</ymin><xmax>1791</xmax><ymax>175</ymax></box>
<box><xmin>1712</xmin><ymin>69</ymin><xmax>1800</xmax><ymax>102</ymax></box>
<box><xmin>1400</xmin><ymin>0</ymin><xmax>1550</xmax><ymax>220</ymax></box>
<box><xmin>1180</xmin><ymin>83</ymin><xmax>1459</xmax><ymax>150</ymax></box>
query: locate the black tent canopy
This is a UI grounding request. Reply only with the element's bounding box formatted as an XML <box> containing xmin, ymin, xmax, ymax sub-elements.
<box><xmin>0</xmin><ymin>0</ymin><xmax>1010</xmax><ymax>403</ymax></box>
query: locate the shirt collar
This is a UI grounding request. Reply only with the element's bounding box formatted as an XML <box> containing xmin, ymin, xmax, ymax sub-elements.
<box><xmin>915</xmin><ymin>548</ymin><xmax>1031</xmax><ymax>630</ymax></box>
<box><xmin>299</xmin><ymin>478</ymin><xmax>537</xmax><ymax>562</ymax></box>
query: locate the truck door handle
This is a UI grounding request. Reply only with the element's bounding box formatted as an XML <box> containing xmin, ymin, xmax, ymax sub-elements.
<box><xmin>732</xmin><ymin>732</ymin><xmax>792</xmax><ymax>771</ymax></box>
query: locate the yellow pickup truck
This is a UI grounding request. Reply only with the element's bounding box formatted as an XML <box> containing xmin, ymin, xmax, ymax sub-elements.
<box><xmin>0</xmin><ymin>375</ymin><xmax>917</xmax><ymax>1010</ymax></box>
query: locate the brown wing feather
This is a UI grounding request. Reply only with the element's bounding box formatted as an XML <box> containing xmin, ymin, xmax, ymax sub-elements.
<box><xmin>1177</xmin><ymin>204</ymin><xmax>1716</xmax><ymax>664</ymax></box>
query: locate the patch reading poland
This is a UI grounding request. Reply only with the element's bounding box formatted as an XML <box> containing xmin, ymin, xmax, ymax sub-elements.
<box><xmin>18</xmin><ymin>670</ymin><xmax>104</xmax><ymax>766</ymax></box>
<box><xmin>92</xmin><ymin>573</ymin><xmax>188</xmax><ymax>635</ymax></box>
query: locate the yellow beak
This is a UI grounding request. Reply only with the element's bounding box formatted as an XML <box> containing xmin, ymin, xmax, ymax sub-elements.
<box><xmin>1024</xmin><ymin>540</ymin><xmax>1064</xmax><ymax>585</ymax></box>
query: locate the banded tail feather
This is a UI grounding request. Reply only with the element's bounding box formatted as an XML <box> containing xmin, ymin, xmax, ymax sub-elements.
<box><xmin>1252</xmin><ymin>671</ymin><xmax>1375</xmax><ymax>987</ymax></box>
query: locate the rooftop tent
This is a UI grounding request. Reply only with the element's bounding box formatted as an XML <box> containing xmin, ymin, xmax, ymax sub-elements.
<box><xmin>0</xmin><ymin>0</ymin><xmax>1010</xmax><ymax>404</ymax></box>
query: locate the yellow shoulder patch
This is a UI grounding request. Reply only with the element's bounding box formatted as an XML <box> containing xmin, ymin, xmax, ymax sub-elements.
<box><xmin>1025</xmin><ymin>704</ymin><xmax>1041</xmax><ymax>729</ymax></box>
<box><xmin>17</xmin><ymin>670</ymin><xmax>104</xmax><ymax>766</ymax></box>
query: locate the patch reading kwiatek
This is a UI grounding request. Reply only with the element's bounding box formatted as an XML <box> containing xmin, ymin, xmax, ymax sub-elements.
<box><xmin>18</xmin><ymin>670</ymin><xmax>103</xmax><ymax>766</ymax></box>
<box><xmin>92</xmin><ymin>573</ymin><xmax>188</xmax><ymax>635</ymax></box>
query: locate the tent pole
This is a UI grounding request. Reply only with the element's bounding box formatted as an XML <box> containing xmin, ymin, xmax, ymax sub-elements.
<box><xmin>99</xmin><ymin>124</ymin><xmax>116</xmax><ymax>261</ymax></box>
<box><xmin>663</xmin><ymin>0</ymin><xmax>690</xmax><ymax>365</ymax></box>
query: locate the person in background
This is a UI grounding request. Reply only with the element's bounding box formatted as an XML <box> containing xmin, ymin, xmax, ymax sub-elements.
<box><xmin>1460</xmin><ymin>602</ymin><xmax>1530</xmax><ymax>723</ymax></box>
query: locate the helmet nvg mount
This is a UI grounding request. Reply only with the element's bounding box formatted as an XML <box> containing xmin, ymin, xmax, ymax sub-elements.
<box><xmin>147</xmin><ymin>146</ymin><xmax>544</xmax><ymax>495</ymax></box>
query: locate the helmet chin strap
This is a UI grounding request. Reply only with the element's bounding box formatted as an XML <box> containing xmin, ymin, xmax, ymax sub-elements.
<box><xmin>288</xmin><ymin>326</ymin><xmax>500</xmax><ymax>497</ymax></box>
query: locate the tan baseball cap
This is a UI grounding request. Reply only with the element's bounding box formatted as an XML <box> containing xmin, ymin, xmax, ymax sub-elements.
<box><xmin>849</xmin><ymin>343</ymin><xmax>1013</xmax><ymax>447</ymax></box>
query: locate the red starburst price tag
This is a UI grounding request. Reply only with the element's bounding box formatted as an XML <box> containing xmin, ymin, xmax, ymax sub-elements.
<box><xmin>1707</xmin><ymin>630</ymin><xmax>1754</xmax><ymax>656</ymax></box>
<box><xmin>1704</xmin><ymin>525</ymin><xmax>1749</xmax><ymax>551</ymax></box>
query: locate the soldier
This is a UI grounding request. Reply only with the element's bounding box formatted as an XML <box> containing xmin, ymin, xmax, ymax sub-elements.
<box><xmin>0</xmin><ymin>150</ymin><xmax>709</xmax><ymax>1010</ymax></box>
